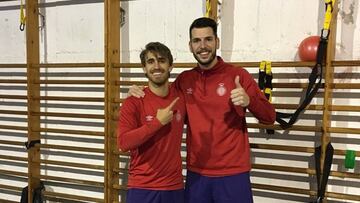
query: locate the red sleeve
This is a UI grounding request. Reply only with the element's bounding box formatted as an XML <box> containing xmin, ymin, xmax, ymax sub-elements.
<box><xmin>239</xmin><ymin>68</ymin><xmax>276</xmax><ymax>124</ymax></box>
<box><xmin>117</xmin><ymin>98</ymin><xmax>163</xmax><ymax>152</ymax></box>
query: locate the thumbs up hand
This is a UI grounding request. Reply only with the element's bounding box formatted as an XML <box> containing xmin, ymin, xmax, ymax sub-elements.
<box><xmin>156</xmin><ymin>97</ymin><xmax>179</xmax><ymax>125</ymax></box>
<box><xmin>230</xmin><ymin>76</ymin><xmax>250</xmax><ymax>107</ymax></box>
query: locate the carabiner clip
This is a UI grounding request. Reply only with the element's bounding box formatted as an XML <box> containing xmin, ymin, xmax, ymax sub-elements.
<box><xmin>20</xmin><ymin>23</ymin><xmax>25</xmax><ymax>31</ymax></box>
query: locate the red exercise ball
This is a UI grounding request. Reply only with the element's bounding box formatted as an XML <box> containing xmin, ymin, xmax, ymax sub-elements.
<box><xmin>298</xmin><ymin>36</ymin><xmax>320</xmax><ymax>62</ymax></box>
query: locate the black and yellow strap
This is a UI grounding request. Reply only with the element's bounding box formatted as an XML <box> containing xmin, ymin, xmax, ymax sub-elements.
<box><xmin>276</xmin><ymin>0</ymin><xmax>336</xmax><ymax>130</ymax></box>
<box><xmin>259</xmin><ymin>61</ymin><xmax>273</xmax><ymax>101</ymax></box>
<box><xmin>20</xmin><ymin>0</ymin><xmax>26</xmax><ymax>31</ymax></box>
<box><xmin>258</xmin><ymin>61</ymin><xmax>274</xmax><ymax>134</ymax></box>
<box><xmin>205</xmin><ymin>0</ymin><xmax>211</xmax><ymax>18</ymax></box>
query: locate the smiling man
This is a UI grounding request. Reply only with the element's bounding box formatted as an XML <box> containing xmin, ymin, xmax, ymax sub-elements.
<box><xmin>178</xmin><ymin>17</ymin><xmax>276</xmax><ymax>203</ymax></box>
<box><xmin>117</xmin><ymin>42</ymin><xmax>186</xmax><ymax>203</ymax></box>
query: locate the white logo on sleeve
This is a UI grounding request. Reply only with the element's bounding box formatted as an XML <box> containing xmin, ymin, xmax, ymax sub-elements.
<box><xmin>145</xmin><ymin>115</ymin><xmax>154</xmax><ymax>122</ymax></box>
<box><xmin>216</xmin><ymin>83</ymin><xmax>226</xmax><ymax>96</ymax></box>
<box><xmin>176</xmin><ymin>111</ymin><xmax>182</xmax><ymax>122</ymax></box>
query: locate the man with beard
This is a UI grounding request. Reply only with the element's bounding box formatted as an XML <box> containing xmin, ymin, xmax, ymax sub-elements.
<box><xmin>117</xmin><ymin>42</ymin><xmax>186</xmax><ymax>203</ymax></box>
<box><xmin>129</xmin><ymin>18</ymin><xmax>276</xmax><ymax>203</ymax></box>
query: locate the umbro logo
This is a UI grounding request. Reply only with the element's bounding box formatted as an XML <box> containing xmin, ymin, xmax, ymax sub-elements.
<box><xmin>186</xmin><ymin>88</ymin><xmax>193</xmax><ymax>94</ymax></box>
<box><xmin>145</xmin><ymin>115</ymin><xmax>154</xmax><ymax>121</ymax></box>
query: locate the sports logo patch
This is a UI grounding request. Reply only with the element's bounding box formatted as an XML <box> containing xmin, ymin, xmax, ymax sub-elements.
<box><xmin>216</xmin><ymin>83</ymin><xmax>226</xmax><ymax>96</ymax></box>
<box><xmin>186</xmin><ymin>88</ymin><xmax>193</xmax><ymax>94</ymax></box>
<box><xmin>175</xmin><ymin>111</ymin><xmax>182</xmax><ymax>122</ymax></box>
<box><xmin>145</xmin><ymin>115</ymin><xmax>154</xmax><ymax>122</ymax></box>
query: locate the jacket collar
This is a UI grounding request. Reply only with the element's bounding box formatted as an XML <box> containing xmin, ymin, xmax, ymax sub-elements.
<box><xmin>195</xmin><ymin>56</ymin><xmax>225</xmax><ymax>75</ymax></box>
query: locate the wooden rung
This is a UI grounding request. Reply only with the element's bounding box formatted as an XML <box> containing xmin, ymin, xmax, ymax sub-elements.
<box><xmin>0</xmin><ymin>110</ymin><xmax>28</xmax><ymax>115</ymax></box>
<box><xmin>252</xmin><ymin>183</ymin><xmax>314</xmax><ymax>196</ymax></box>
<box><xmin>113</xmin><ymin>98</ymin><xmax>124</xmax><ymax>103</ymax></box>
<box><xmin>0</xmin><ymin>169</ymin><xmax>28</xmax><ymax>177</ymax></box>
<box><xmin>0</xmin><ymin>199</ymin><xmax>18</xmax><ymax>203</ymax></box>
<box><xmin>0</xmin><ymin>140</ymin><xmax>25</xmax><ymax>146</ymax></box>
<box><xmin>0</xmin><ymin>95</ymin><xmax>27</xmax><ymax>100</ymax></box>
<box><xmin>255</xmin><ymin>163</ymin><xmax>360</xmax><ymax>179</ymax></box>
<box><xmin>0</xmin><ymin>79</ymin><xmax>27</xmax><ymax>84</ymax></box>
<box><xmin>232</xmin><ymin>61</ymin><xmax>318</xmax><ymax>68</ymax></box>
<box><xmin>40</xmin><ymin>159</ymin><xmax>104</xmax><ymax>170</ymax></box>
<box><xmin>332</xmin><ymin>60</ymin><xmax>360</xmax><ymax>66</ymax></box>
<box><xmin>334</xmin><ymin>149</ymin><xmax>360</xmax><ymax>157</ymax></box>
<box><xmin>173</xmin><ymin>63</ymin><xmax>198</xmax><ymax>68</ymax></box>
<box><xmin>272</xmin><ymin>83</ymin><xmax>323</xmax><ymax>88</ymax></box>
<box><xmin>113</xmin><ymin>184</ymin><xmax>127</xmax><ymax>190</ymax></box>
<box><xmin>236</xmin><ymin>60</ymin><xmax>360</xmax><ymax>68</ymax></box>
<box><xmin>258</xmin><ymin>104</ymin><xmax>360</xmax><ymax>112</ymax></box>
<box><xmin>117</xmin><ymin>81</ymin><xmax>147</xmax><ymax>86</ymax></box>
<box><xmin>41</xmin><ymin>127</ymin><xmax>104</xmax><ymax>136</ymax></box>
<box><xmin>247</xmin><ymin>123</ymin><xmax>322</xmax><ymax>132</ymax></box>
<box><xmin>113</xmin><ymin>168</ymin><xmax>128</xmax><ymax>173</ymax></box>
<box><xmin>31</xmin><ymin>111</ymin><xmax>104</xmax><ymax>119</ymax></box>
<box><xmin>330</xmin><ymin>105</ymin><xmax>360</xmax><ymax>112</ymax></box>
<box><xmin>37</xmin><ymin>174</ymin><xmax>104</xmax><ymax>187</ymax></box>
<box><xmin>250</xmin><ymin>143</ymin><xmax>315</xmax><ymax>153</ymax></box>
<box><xmin>328</xmin><ymin>127</ymin><xmax>360</xmax><ymax>134</ymax></box>
<box><xmin>0</xmin><ymin>184</ymin><xmax>23</xmax><ymax>192</ymax></box>
<box><xmin>31</xmin><ymin>63</ymin><xmax>104</xmax><ymax>68</ymax></box>
<box><xmin>0</xmin><ymin>125</ymin><xmax>27</xmax><ymax>131</ymax></box>
<box><xmin>38</xmin><ymin>96</ymin><xmax>104</xmax><ymax>102</ymax></box>
<box><xmin>330</xmin><ymin>170</ymin><xmax>360</xmax><ymax>179</ymax></box>
<box><xmin>273</xmin><ymin>103</ymin><xmax>324</xmax><ymax>110</ymax></box>
<box><xmin>326</xmin><ymin>191</ymin><xmax>360</xmax><ymax>201</ymax></box>
<box><xmin>113</xmin><ymin>150</ymin><xmax>129</xmax><ymax>156</ymax></box>
<box><xmin>331</xmin><ymin>83</ymin><xmax>360</xmax><ymax>89</ymax></box>
<box><xmin>41</xmin><ymin>143</ymin><xmax>104</xmax><ymax>153</ymax></box>
<box><xmin>0</xmin><ymin>64</ymin><xmax>26</xmax><ymax>68</ymax></box>
<box><xmin>44</xmin><ymin>191</ymin><xmax>104</xmax><ymax>202</ymax></box>
<box><xmin>253</xmin><ymin>164</ymin><xmax>315</xmax><ymax>175</ymax></box>
<box><xmin>36</xmin><ymin>80</ymin><xmax>104</xmax><ymax>84</ymax></box>
<box><xmin>113</xmin><ymin>63</ymin><xmax>143</xmax><ymax>68</ymax></box>
<box><xmin>0</xmin><ymin>154</ymin><xmax>27</xmax><ymax>162</ymax></box>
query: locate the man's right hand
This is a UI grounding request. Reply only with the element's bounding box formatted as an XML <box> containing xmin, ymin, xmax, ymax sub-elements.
<box><xmin>128</xmin><ymin>85</ymin><xmax>145</xmax><ymax>98</ymax></box>
<box><xmin>156</xmin><ymin>97</ymin><xmax>179</xmax><ymax>125</ymax></box>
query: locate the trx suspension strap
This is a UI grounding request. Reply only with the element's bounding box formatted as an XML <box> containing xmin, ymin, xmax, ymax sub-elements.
<box><xmin>276</xmin><ymin>0</ymin><xmax>336</xmax><ymax>129</ymax></box>
<box><xmin>258</xmin><ymin>61</ymin><xmax>274</xmax><ymax>134</ymax></box>
<box><xmin>20</xmin><ymin>0</ymin><xmax>26</xmax><ymax>31</ymax></box>
<box><xmin>205</xmin><ymin>0</ymin><xmax>211</xmax><ymax>18</ymax></box>
<box><xmin>311</xmin><ymin>2</ymin><xmax>336</xmax><ymax>202</ymax></box>
<box><xmin>311</xmin><ymin>143</ymin><xmax>334</xmax><ymax>203</ymax></box>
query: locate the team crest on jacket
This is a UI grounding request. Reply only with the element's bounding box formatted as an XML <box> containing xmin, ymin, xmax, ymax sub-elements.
<box><xmin>145</xmin><ymin>115</ymin><xmax>154</xmax><ymax>121</ymax></box>
<box><xmin>216</xmin><ymin>83</ymin><xmax>226</xmax><ymax>96</ymax></box>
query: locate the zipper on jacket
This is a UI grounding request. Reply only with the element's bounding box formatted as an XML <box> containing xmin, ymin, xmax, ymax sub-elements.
<box><xmin>201</xmin><ymin>70</ymin><xmax>207</xmax><ymax>96</ymax></box>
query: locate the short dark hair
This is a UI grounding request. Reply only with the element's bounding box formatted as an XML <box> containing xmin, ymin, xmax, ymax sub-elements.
<box><xmin>189</xmin><ymin>17</ymin><xmax>218</xmax><ymax>39</ymax></box>
<box><xmin>140</xmin><ymin>42</ymin><xmax>173</xmax><ymax>66</ymax></box>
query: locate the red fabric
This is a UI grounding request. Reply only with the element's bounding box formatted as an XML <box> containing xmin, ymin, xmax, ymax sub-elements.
<box><xmin>118</xmin><ymin>85</ymin><xmax>186</xmax><ymax>190</ymax></box>
<box><xmin>175</xmin><ymin>57</ymin><xmax>276</xmax><ymax>177</ymax></box>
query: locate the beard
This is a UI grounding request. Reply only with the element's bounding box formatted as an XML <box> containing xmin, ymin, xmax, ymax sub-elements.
<box><xmin>193</xmin><ymin>48</ymin><xmax>217</xmax><ymax>67</ymax></box>
<box><xmin>145</xmin><ymin>71</ymin><xmax>170</xmax><ymax>87</ymax></box>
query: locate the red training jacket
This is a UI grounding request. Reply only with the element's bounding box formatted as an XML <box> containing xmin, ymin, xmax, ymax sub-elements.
<box><xmin>117</xmin><ymin>85</ymin><xmax>186</xmax><ymax>190</ymax></box>
<box><xmin>175</xmin><ymin>57</ymin><xmax>276</xmax><ymax>177</ymax></box>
